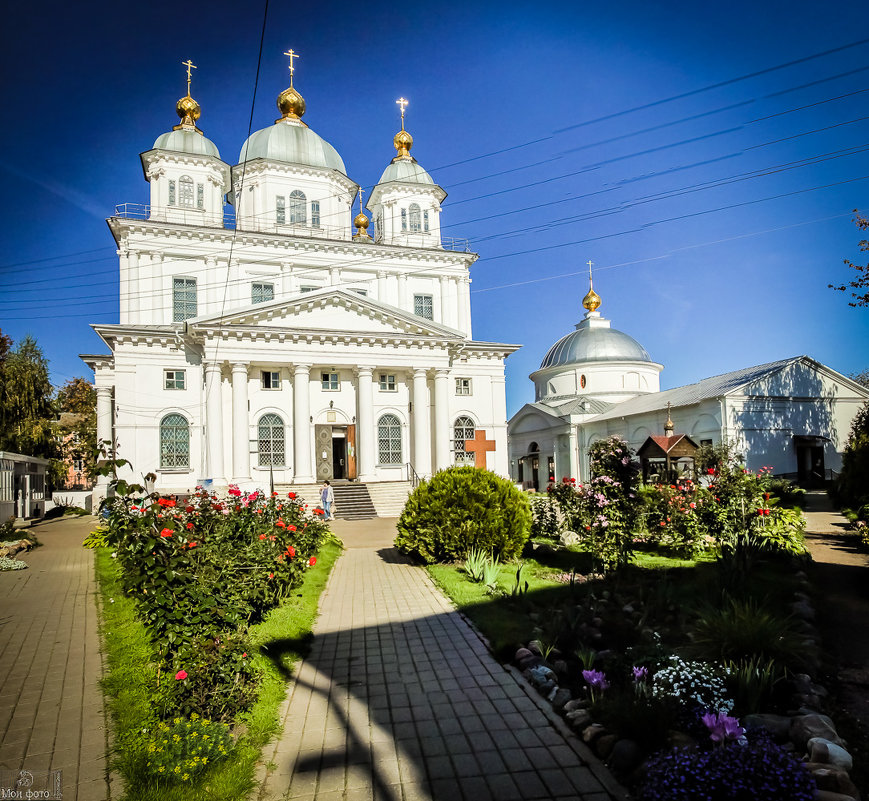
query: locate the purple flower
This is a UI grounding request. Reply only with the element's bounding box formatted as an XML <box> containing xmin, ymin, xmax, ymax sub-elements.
<box><xmin>582</xmin><ymin>669</ymin><xmax>610</xmax><ymax>690</ymax></box>
<box><xmin>702</xmin><ymin>711</ymin><xmax>745</xmax><ymax>744</ymax></box>
<box><xmin>632</xmin><ymin>666</ymin><xmax>648</xmax><ymax>682</ymax></box>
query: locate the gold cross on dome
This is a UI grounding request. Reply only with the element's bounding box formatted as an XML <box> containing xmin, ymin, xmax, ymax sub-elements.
<box><xmin>284</xmin><ymin>49</ymin><xmax>299</xmax><ymax>85</ymax></box>
<box><xmin>396</xmin><ymin>97</ymin><xmax>408</xmax><ymax>130</ymax></box>
<box><xmin>182</xmin><ymin>59</ymin><xmax>197</xmax><ymax>96</ymax></box>
<box><xmin>357</xmin><ymin>186</ymin><xmax>365</xmax><ymax>213</ymax></box>
<box><xmin>587</xmin><ymin>259</ymin><xmax>594</xmax><ymax>285</ymax></box>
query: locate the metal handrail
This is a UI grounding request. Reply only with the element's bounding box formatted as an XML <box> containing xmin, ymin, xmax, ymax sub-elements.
<box><xmin>112</xmin><ymin>203</ymin><xmax>472</xmax><ymax>252</ymax></box>
<box><xmin>405</xmin><ymin>462</ymin><xmax>422</xmax><ymax>488</ymax></box>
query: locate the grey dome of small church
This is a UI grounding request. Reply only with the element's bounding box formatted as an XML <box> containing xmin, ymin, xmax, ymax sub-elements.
<box><xmin>539</xmin><ymin>280</ymin><xmax>652</xmax><ymax>367</ymax></box>
<box><xmin>377</xmin><ymin>158</ymin><xmax>435</xmax><ymax>186</ymax></box>
<box><xmin>238</xmin><ymin>82</ymin><xmax>346</xmax><ymax>173</ymax></box>
<box><xmin>540</xmin><ymin>322</ymin><xmax>652</xmax><ymax>368</ymax></box>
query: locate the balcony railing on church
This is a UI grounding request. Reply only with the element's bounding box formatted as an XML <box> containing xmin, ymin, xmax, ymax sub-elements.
<box><xmin>113</xmin><ymin>204</ymin><xmax>471</xmax><ymax>252</ymax></box>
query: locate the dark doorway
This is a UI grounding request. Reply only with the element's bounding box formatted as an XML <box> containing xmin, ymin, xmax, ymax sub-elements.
<box><xmin>795</xmin><ymin>436</ymin><xmax>827</xmax><ymax>487</ymax></box>
<box><xmin>332</xmin><ymin>433</ymin><xmax>347</xmax><ymax>480</ymax></box>
<box><xmin>531</xmin><ymin>456</ymin><xmax>540</xmax><ymax>492</ymax></box>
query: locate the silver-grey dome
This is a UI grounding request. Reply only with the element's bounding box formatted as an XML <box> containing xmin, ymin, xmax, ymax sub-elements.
<box><xmin>377</xmin><ymin>158</ymin><xmax>434</xmax><ymax>186</ymax></box>
<box><xmin>153</xmin><ymin>129</ymin><xmax>221</xmax><ymax>158</ymax></box>
<box><xmin>540</xmin><ymin>325</ymin><xmax>652</xmax><ymax>368</ymax></box>
<box><xmin>239</xmin><ymin>120</ymin><xmax>346</xmax><ymax>173</ymax></box>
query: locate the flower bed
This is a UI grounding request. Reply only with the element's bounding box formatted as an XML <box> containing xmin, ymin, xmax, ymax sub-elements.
<box><xmin>92</xmin><ymin>482</ymin><xmax>331</xmax><ymax>791</ymax></box>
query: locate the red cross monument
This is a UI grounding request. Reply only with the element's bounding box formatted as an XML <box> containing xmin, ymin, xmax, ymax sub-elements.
<box><xmin>465</xmin><ymin>430</ymin><xmax>496</xmax><ymax>470</ymax></box>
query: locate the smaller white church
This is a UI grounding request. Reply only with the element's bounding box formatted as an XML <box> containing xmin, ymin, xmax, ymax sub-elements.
<box><xmin>508</xmin><ymin>278</ymin><xmax>869</xmax><ymax>488</ymax></box>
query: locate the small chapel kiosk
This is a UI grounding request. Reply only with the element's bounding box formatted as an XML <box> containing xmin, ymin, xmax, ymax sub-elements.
<box><xmin>82</xmin><ymin>54</ymin><xmax>519</xmax><ymax>508</ymax></box>
<box><xmin>636</xmin><ymin>407</ymin><xmax>699</xmax><ymax>483</ymax></box>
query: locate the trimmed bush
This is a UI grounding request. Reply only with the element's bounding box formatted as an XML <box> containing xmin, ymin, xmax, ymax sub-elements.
<box><xmin>395</xmin><ymin>467</ymin><xmax>531</xmax><ymax>563</ymax></box>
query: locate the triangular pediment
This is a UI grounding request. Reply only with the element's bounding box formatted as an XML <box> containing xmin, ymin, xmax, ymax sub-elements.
<box><xmin>189</xmin><ymin>288</ymin><xmax>464</xmax><ymax>339</ymax></box>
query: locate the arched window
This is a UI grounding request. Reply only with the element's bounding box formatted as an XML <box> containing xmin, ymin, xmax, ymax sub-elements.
<box><xmin>453</xmin><ymin>416</ymin><xmax>475</xmax><ymax>464</ymax></box>
<box><xmin>258</xmin><ymin>413</ymin><xmax>285</xmax><ymax>467</ymax></box>
<box><xmin>289</xmin><ymin>190</ymin><xmax>307</xmax><ymax>224</ymax></box>
<box><xmin>178</xmin><ymin>175</ymin><xmax>194</xmax><ymax>207</ymax></box>
<box><xmin>528</xmin><ymin>442</ymin><xmax>539</xmax><ymax>454</ymax></box>
<box><xmin>160</xmin><ymin>413</ymin><xmax>189</xmax><ymax>468</ymax></box>
<box><xmin>409</xmin><ymin>203</ymin><xmax>422</xmax><ymax>232</ymax></box>
<box><xmin>377</xmin><ymin>414</ymin><xmax>402</xmax><ymax>465</ymax></box>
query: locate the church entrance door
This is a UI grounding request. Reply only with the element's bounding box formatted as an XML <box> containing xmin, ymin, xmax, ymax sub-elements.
<box><xmin>316</xmin><ymin>425</ymin><xmax>359</xmax><ymax>482</ymax></box>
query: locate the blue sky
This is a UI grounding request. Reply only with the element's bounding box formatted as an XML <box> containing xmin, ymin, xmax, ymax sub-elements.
<box><xmin>1</xmin><ymin>0</ymin><xmax>867</xmax><ymax>416</ymax></box>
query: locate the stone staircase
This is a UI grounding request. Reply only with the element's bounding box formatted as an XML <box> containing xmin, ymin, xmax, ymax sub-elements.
<box><xmin>274</xmin><ymin>481</ymin><xmax>412</xmax><ymax>519</ymax></box>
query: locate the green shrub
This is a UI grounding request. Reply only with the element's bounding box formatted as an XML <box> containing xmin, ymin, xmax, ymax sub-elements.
<box><xmin>685</xmin><ymin>596</ymin><xmax>805</xmax><ymax>669</ymax></box>
<box><xmin>529</xmin><ymin>494</ymin><xmax>560</xmax><ymax>539</ymax></box>
<box><xmin>395</xmin><ymin>467</ymin><xmax>531</xmax><ymax>563</ymax></box>
<box><xmin>757</xmin><ymin>506</ymin><xmax>808</xmax><ymax>555</ymax></box>
<box><xmin>724</xmin><ymin>656</ymin><xmax>784</xmax><ymax>715</ymax></box>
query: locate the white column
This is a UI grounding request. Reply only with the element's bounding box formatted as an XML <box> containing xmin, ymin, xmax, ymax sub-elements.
<box><xmin>281</xmin><ymin>262</ymin><xmax>296</xmax><ymax>298</ymax></box>
<box><xmin>293</xmin><ymin>364</ymin><xmax>314</xmax><ymax>483</ymax></box>
<box><xmin>412</xmin><ymin>368</ymin><xmax>432</xmax><ymax>477</ymax></box>
<box><xmin>356</xmin><ymin>367</ymin><xmax>376</xmax><ymax>481</ymax></box>
<box><xmin>205</xmin><ymin>256</ymin><xmax>218</xmax><ymax>314</ymax></box>
<box><xmin>456</xmin><ymin>277</ymin><xmax>468</xmax><ymax>335</ymax></box>
<box><xmin>330</xmin><ymin>267</ymin><xmax>341</xmax><ymax>286</ymax></box>
<box><xmin>152</xmin><ymin>252</ymin><xmax>165</xmax><ymax>323</ymax></box>
<box><xmin>95</xmin><ymin>386</ymin><xmax>113</xmax><ymax>488</ymax></box>
<box><xmin>398</xmin><ymin>273</ymin><xmax>409</xmax><ymax>312</ymax></box>
<box><xmin>462</xmin><ymin>277</ymin><xmax>472</xmax><ymax>337</ymax></box>
<box><xmin>204</xmin><ymin>362</ymin><xmax>225</xmax><ymax>483</ymax></box>
<box><xmin>231</xmin><ymin>362</ymin><xmax>251</xmax><ymax>483</ymax></box>
<box><xmin>433</xmin><ymin>369</ymin><xmax>450</xmax><ymax>471</ymax></box>
<box><xmin>377</xmin><ymin>270</ymin><xmax>387</xmax><ymax>302</ymax></box>
<box><xmin>569</xmin><ymin>426</ymin><xmax>580</xmax><ymax>482</ymax></box>
<box><xmin>118</xmin><ymin>249</ymin><xmax>130</xmax><ymax>322</ymax></box>
<box><xmin>439</xmin><ymin>275</ymin><xmax>452</xmax><ymax>327</ymax></box>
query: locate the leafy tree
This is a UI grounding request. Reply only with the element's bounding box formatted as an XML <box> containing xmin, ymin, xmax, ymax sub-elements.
<box><xmin>0</xmin><ymin>332</ymin><xmax>57</xmax><ymax>459</ymax></box>
<box><xmin>830</xmin><ymin>210</ymin><xmax>869</xmax><ymax>307</ymax></box>
<box><xmin>833</xmin><ymin>400</ymin><xmax>869</xmax><ymax>512</ymax></box>
<box><xmin>849</xmin><ymin>369</ymin><xmax>869</xmax><ymax>389</ymax></box>
<box><xmin>56</xmin><ymin>377</ymin><xmax>98</xmax><ymax>480</ymax></box>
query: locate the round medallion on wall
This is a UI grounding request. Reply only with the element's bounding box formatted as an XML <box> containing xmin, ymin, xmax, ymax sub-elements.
<box><xmin>580</xmin><ymin>374</ymin><xmax>586</xmax><ymax>389</ymax></box>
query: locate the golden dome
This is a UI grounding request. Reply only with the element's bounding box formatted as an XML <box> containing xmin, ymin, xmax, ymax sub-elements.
<box><xmin>173</xmin><ymin>94</ymin><xmax>202</xmax><ymax>132</ymax></box>
<box><xmin>392</xmin><ymin>129</ymin><xmax>413</xmax><ymax>161</ymax></box>
<box><xmin>582</xmin><ymin>287</ymin><xmax>601</xmax><ymax>312</ymax></box>
<box><xmin>353</xmin><ymin>211</ymin><xmax>372</xmax><ymax>241</ymax></box>
<box><xmin>277</xmin><ymin>86</ymin><xmax>306</xmax><ymax>122</ymax></box>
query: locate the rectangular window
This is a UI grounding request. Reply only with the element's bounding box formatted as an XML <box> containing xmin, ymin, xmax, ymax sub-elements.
<box><xmin>168</xmin><ymin>180</ymin><xmax>176</xmax><ymax>205</ymax></box>
<box><xmin>701</xmin><ymin>439</ymin><xmax>713</xmax><ymax>447</ymax></box>
<box><xmin>423</xmin><ymin>210</ymin><xmax>430</xmax><ymax>232</ymax></box>
<box><xmin>414</xmin><ymin>294</ymin><xmax>433</xmax><ymax>319</ymax></box>
<box><xmin>311</xmin><ymin>200</ymin><xmax>320</xmax><ymax>227</ymax></box>
<box><xmin>172</xmin><ymin>277</ymin><xmax>197</xmax><ymax>322</ymax></box>
<box><xmin>72</xmin><ymin>458</ymin><xmax>83</xmax><ymax>473</ymax></box>
<box><xmin>276</xmin><ymin>196</ymin><xmax>285</xmax><ymax>224</ymax></box>
<box><xmin>196</xmin><ymin>183</ymin><xmax>204</xmax><ymax>209</ymax></box>
<box><xmin>261</xmin><ymin>371</ymin><xmax>281</xmax><ymax>390</ymax></box>
<box><xmin>455</xmin><ymin>378</ymin><xmax>472</xmax><ymax>396</ymax></box>
<box><xmin>350</xmin><ymin>288</ymin><xmax>368</xmax><ymax>296</ymax></box>
<box><xmin>321</xmin><ymin>372</ymin><xmax>339</xmax><ymax>390</ymax></box>
<box><xmin>379</xmin><ymin>374</ymin><xmax>396</xmax><ymax>391</ymax></box>
<box><xmin>252</xmin><ymin>282</ymin><xmax>274</xmax><ymax>304</ymax></box>
<box><xmin>179</xmin><ymin>177</ymin><xmax>194</xmax><ymax>207</ymax></box>
<box><xmin>164</xmin><ymin>369</ymin><xmax>186</xmax><ymax>390</ymax></box>
<box><xmin>300</xmin><ymin>285</ymin><xmax>317</xmax><ymax>293</ymax></box>
<box><xmin>401</xmin><ymin>208</ymin><xmax>407</xmax><ymax>232</ymax></box>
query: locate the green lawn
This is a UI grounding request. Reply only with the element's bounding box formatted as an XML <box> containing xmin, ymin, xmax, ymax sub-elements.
<box><xmin>94</xmin><ymin>537</ymin><xmax>342</xmax><ymax>801</ymax></box>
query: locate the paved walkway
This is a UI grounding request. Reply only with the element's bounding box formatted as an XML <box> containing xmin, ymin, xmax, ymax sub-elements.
<box><xmin>255</xmin><ymin>519</ymin><xmax>623</xmax><ymax>801</ymax></box>
<box><xmin>0</xmin><ymin>515</ymin><xmax>111</xmax><ymax>801</ymax></box>
<box><xmin>803</xmin><ymin>490</ymin><xmax>869</xmax><ymax>729</ymax></box>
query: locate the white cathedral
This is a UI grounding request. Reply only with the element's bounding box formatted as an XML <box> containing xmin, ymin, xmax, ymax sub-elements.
<box><xmin>83</xmin><ymin>59</ymin><xmax>518</xmax><ymax>503</ymax></box>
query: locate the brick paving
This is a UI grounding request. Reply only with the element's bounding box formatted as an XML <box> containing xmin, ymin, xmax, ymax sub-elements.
<box><xmin>255</xmin><ymin>519</ymin><xmax>624</xmax><ymax>801</ymax></box>
<box><xmin>0</xmin><ymin>516</ymin><xmax>111</xmax><ymax>801</ymax></box>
